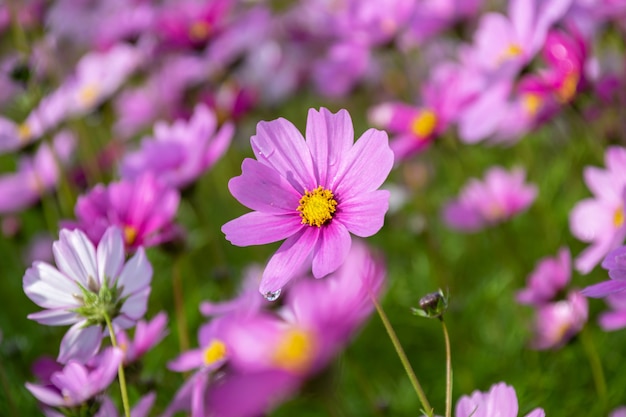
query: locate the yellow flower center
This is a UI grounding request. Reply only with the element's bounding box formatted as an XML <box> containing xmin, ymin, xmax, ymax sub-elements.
<box><xmin>614</xmin><ymin>206</ymin><xmax>624</xmax><ymax>228</ymax></box>
<box><xmin>273</xmin><ymin>328</ymin><xmax>314</xmax><ymax>373</ymax></box>
<box><xmin>498</xmin><ymin>43</ymin><xmax>523</xmax><ymax>64</ymax></box>
<box><xmin>297</xmin><ymin>186</ymin><xmax>337</xmax><ymax>227</ymax></box>
<box><xmin>189</xmin><ymin>21</ymin><xmax>211</xmax><ymax>41</ymax></box>
<box><xmin>123</xmin><ymin>225</ymin><xmax>138</xmax><ymax>246</ymax></box>
<box><xmin>79</xmin><ymin>84</ymin><xmax>99</xmax><ymax>106</ymax></box>
<box><xmin>17</xmin><ymin>123</ymin><xmax>32</xmax><ymax>142</ymax></box>
<box><xmin>523</xmin><ymin>93</ymin><xmax>542</xmax><ymax>116</ymax></box>
<box><xmin>203</xmin><ymin>339</ymin><xmax>227</xmax><ymax>366</ymax></box>
<box><xmin>557</xmin><ymin>72</ymin><xmax>578</xmax><ymax>103</ymax></box>
<box><xmin>410</xmin><ymin>110</ymin><xmax>437</xmax><ymax>139</ymax></box>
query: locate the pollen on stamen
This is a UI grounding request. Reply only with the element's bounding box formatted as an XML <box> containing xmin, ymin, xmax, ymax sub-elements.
<box><xmin>273</xmin><ymin>328</ymin><xmax>314</xmax><ymax>373</ymax></box>
<box><xmin>614</xmin><ymin>206</ymin><xmax>624</xmax><ymax>228</ymax></box>
<box><xmin>123</xmin><ymin>225</ymin><xmax>138</xmax><ymax>246</ymax></box>
<box><xmin>297</xmin><ymin>186</ymin><xmax>338</xmax><ymax>227</ymax></box>
<box><xmin>410</xmin><ymin>110</ymin><xmax>437</xmax><ymax>139</ymax></box>
<box><xmin>203</xmin><ymin>339</ymin><xmax>227</xmax><ymax>366</ymax></box>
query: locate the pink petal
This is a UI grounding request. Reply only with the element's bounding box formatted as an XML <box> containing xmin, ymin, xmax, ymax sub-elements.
<box><xmin>120</xmin><ymin>286</ymin><xmax>151</xmax><ymax>321</ymax></box>
<box><xmin>305</xmin><ymin>108</ymin><xmax>354</xmax><ymax>186</ymax></box>
<box><xmin>332</xmin><ymin>128</ymin><xmax>393</xmax><ymax>199</ymax></box>
<box><xmin>229</xmin><ymin>158</ymin><xmax>301</xmax><ymax>214</ymax></box>
<box><xmin>96</xmin><ymin>227</ymin><xmax>124</xmax><ymax>287</ymax></box>
<box><xmin>28</xmin><ymin>309</ymin><xmax>79</xmax><ymax>326</ymax></box>
<box><xmin>569</xmin><ymin>199</ymin><xmax>614</xmax><ymax>243</ymax></box>
<box><xmin>23</xmin><ymin>262</ymin><xmax>81</xmax><ymax>309</ymax></box>
<box><xmin>222</xmin><ymin>212</ymin><xmax>302</xmax><ymax>247</ymax></box>
<box><xmin>251</xmin><ymin>118</ymin><xmax>316</xmax><ymax>193</ymax></box>
<box><xmin>117</xmin><ymin>247</ymin><xmax>152</xmax><ymax>298</ymax></box>
<box><xmin>53</xmin><ymin>229</ymin><xmax>98</xmax><ymax>289</ymax></box>
<box><xmin>168</xmin><ymin>349</ymin><xmax>205</xmax><ymax>372</ymax></box>
<box><xmin>260</xmin><ymin>227</ymin><xmax>320</xmax><ymax>294</ymax></box>
<box><xmin>25</xmin><ymin>383</ymin><xmax>64</xmax><ymax>407</ymax></box>
<box><xmin>582</xmin><ymin>280</ymin><xmax>626</xmax><ymax>298</ymax></box>
<box><xmin>58</xmin><ymin>321</ymin><xmax>103</xmax><ymax>363</ymax></box>
<box><xmin>312</xmin><ymin>222</ymin><xmax>352</xmax><ymax>278</ymax></box>
<box><xmin>337</xmin><ymin>190</ymin><xmax>390</xmax><ymax>237</ymax></box>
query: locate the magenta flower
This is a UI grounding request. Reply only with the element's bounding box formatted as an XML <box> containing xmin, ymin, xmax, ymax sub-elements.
<box><xmin>516</xmin><ymin>247</ymin><xmax>571</xmax><ymax>306</ymax></box>
<box><xmin>65</xmin><ymin>174</ymin><xmax>180</xmax><ymax>250</ymax></box>
<box><xmin>530</xmin><ymin>291</ymin><xmax>588</xmax><ymax>350</ymax></box>
<box><xmin>582</xmin><ymin>245</ymin><xmax>626</xmax><ymax>297</ymax></box>
<box><xmin>597</xmin><ymin>291</ymin><xmax>626</xmax><ymax>331</ymax></box>
<box><xmin>116</xmin><ymin>312</ymin><xmax>168</xmax><ymax>365</ymax></box>
<box><xmin>443</xmin><ymin>166</ymin><xmax>537</xmax><ymax>232</ymax></box>
<box><xmin>26</xmin><ymin>347</ymin><xmax>123</xmax><ymax>408</ymax></box>
<box><xmin>569</xmin><ymin>146</ymin><xmax>626</xmax><ymax>274</ymax></box>
<box><xmin>120</xmin><ymin>104</ymin><xmax>234</xmax><ymax>189</ymax></box>
<box><xmin>455</xmin><ymin>382</ymin><xmax>545</xmax><ymax>417</ymax></box>
<box><xmin>222</xmin><ymin>107</ymin><xmax>393</xmax><ymax>295</ymax></box>
<box><xmin>23</xmin><ymin>227</ymin><xmax>153</xmax><ymax>363</ymax></box>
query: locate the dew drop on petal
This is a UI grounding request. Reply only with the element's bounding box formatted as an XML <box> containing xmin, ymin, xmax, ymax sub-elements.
<box><xmin>264</xmin><ymin>289</ymin><xmax>281</xmax><ymax>301</ymax></box>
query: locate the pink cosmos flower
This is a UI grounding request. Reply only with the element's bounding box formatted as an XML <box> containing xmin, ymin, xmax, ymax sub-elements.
<box><xmin>516</xmin><ymin>247</ymin><xmax>571</xmax><ymax>306</ymax></box>
<box><xmin>116</xmin><ymin>312</ymin><xmax>168</xmax><ymax>365</ymax></box>
<box><xmin>120</xmin><ymin>104</ymin><xmax>234</xmax><ymax>189</ymax></box>
<box><xmin>569</xmin><ymin>146</ymin><xmax>626</xmax><ymax>274</ymax></box>
<box><xmin>597</xmin><ymin>291</ymin><xmax>626</xmax><ymax>331</ymax></box>
<box><xmin>455</xmin><ymin>382</ymin><xmax>545</xmax><ymax>417</ymax></box>
<box><xmin>26</xmin><ymin>347</ymin><xmax>123</xmax><ymax>408</ymax></box>
<box><xmin>530</xmin><ymin>291</ymin><xmax>588</xmax><ymax>350</ymax></box>
<box><xmin>222</xmin><ymin>107</ymin><xmax>393</xmax><ymax>295</ymax></box>
<box><xmin>443</xmin><ymin>166</ymin><xmax>537</xmax><ymax>232</ymax></box>
<box><xmin>23</xmin><ymin>227</ymin><xmax>153</xmax><ymax>363</ymax></box>
<box><xmin>0</xmin><ymin>131</ymin><xmax>75</xmax><ymax>214</ymax></box>
<box><xmin>64</xmin><ymin>174</ymin><xmax>180</xmax><ymax>250</ymax></box>
<box><xmin>583</xmin><ymin>245</ymin><xmax>626</xmax><ymax>298</ymax></box>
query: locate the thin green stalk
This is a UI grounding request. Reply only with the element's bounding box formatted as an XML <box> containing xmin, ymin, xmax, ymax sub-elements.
<box><xmin>173</xmin><ymin>257</ymin><xmax>190</xmax><ymax>352</ymax></box>
<box><xmin>441</xmin><ymin>319</ymin><xmax>452</xmax><ymax>417</ymax></box>
<box><xmin>579</xmin><ymin>326</ymin><xmax>607</xmax><ymax>412</ymax></box>
<box><xmin>104</xmin><ymin>313</ymin><xmax>131</xmax><ymax>417</ymax></box>
<box><xmin>0</xmin><ymin>355</ymin><xmax>17</xmax><ymax>417</ymax></box>
<box><xmin>368</xmin><ymin>290</ymin><xmax>434</xmax><ymax>416</ymax></box>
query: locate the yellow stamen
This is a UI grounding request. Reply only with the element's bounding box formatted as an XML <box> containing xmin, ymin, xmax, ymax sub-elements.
<box><xmin>79</xmin><ymin>84</ymin><xmax>99</xmax><ymax>106</ymax></box>
<box><xmin>498</xmin><ymin>43</ymin><xmax>523</xmax><ymax>64</ymax></box>
<box><xmin>17</xmin><ymin>123</ymin><xmax>32</xmax><ymax>142</ymax></box>
<box><xmin>203</xmin><ymin>339</ymin><xmax>227</xmax><ymax>366</ymax></box>
<box><xmin>273</xmin><ymin>328</ymin><xmax>314</xmax><ymax>373</ymax></box>
<box><xmin>123</xmin><ymin>225</ymin><xmax>138</xmax><ymax>246</ymax></box>
<box><xmin>557</xmin><ymin>72</ymin><xmax>578</xmax><ymax>103</ymax></box>
<box><xmin>614</xmin><ymin>206</ymin><xmax>624</xmax><ymax>228</ymax></box>
<box><xmin>297</xmin><ymin>186</ymin><xmax>337</xmax><ymax>227</ymax></box>
<box><xmin>189</xmin><ymin>21</ymin><xmax>211</xmax><ymax>41</ymax></box>
<box><xmin>523</xmin><ymin>93</ymin><xmax>542</xmax><ymax>116</ymax></box>
<box><xmin>410</xmin><ymin>110</ymin><xmax>437</xmax><ymax>139</ymax></box>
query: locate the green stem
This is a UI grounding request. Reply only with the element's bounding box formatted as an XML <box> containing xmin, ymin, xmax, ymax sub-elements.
<box><xmin>173</xmin><ymin>257</ymin><xmax>190</xmax><ymax>352</ymax></box>
<box><xmin>104</xmin><ymin>313</ymin><xmax>131</xmax><ymax>417</ymax></box>
<box><xmin>368</xmin><ymin>290</ymin><xmax>434</xmax><ymax>416</ymax></box>
<box><xmin>441</xmin><ymin>319</ymin><xmax>452</xmax><ymax>417</ymax></box>
<box><xmin>579</xmin><ymin>326</ymin><xmax>607</xmax><ymax>412</ymax></box>
<box><xmin>0</xmin><ymin>355</ymin><xmax>17</xmax><ymax>417</ymax></box>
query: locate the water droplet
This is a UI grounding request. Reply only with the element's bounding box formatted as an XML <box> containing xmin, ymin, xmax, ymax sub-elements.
<box><xmin>263</xmin><ymin>289</ymin><xmax>281</xmax><ymax>301</ymax></box>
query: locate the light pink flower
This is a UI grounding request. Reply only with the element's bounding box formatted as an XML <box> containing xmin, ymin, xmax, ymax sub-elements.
<box><xmin>443</xmin><ymin>166</ymin><xmax>537</xmax><ymax>232</ymax></box>
<box><xmin>23</xmin><ymin>227</ymin><xmax>153</xmax><ymax>363</ymax></box>
<box><xmin>569</xmin><ymin>146</ymin><xmax>626</xmax><ymax>274</ymax></box>
<box><xmin>530</xmin><ymin>291</ymin><xmax>588</xmax><ymax>350</ymax></box>
<box><xmin>516</xmin><ymin>248</ymin><xmax>571</xmax><ymax>306</ymax></box>
<box><xmin>120</xmin><ymin>104</ymin><xmax>234</xmax><ymax>189</ymax></box>
<box><xmin>456</xmin><ymin>382</ymin><xmax>545</xmax><ymax>417</ymax></box>
<box><xmin>64</xmin><ymin>174</ymin><xmax>180</xmax><ymax>250</ymax></box>
<box><xmin>222</xmin><ymin>107</ymin><xmax>393</xmax><ymax>295</ymax></box>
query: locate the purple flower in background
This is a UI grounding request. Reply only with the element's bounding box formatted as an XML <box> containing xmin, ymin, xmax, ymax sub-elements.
<box><xmin>120</xmin><ymin>104</ymin><xmax>234</xmax><ymax>188</ymax></box>
<box><xmin>530</xmin><ymin>291</ymin><xmax>588</xmax><ymax>350</ymax></box>
<box><xmin>116</xmin><ymin>312</ymin><xmax>168</xmax><ymax>365</ymax></box>
<box><xmin>23</xmin><ymin>227</ymin><xmax>153</xmax><ymax>363</ymax></box>
<box><xmin>455</xmin><ymin>382</ymin><xmax>545</xmax><ymax>417</ymax></box>
<box><xmin>570</xmin><ymin>146</ymin><xmax>626</xmax><ymax>274</ymax></box>
<box><xmin>0</xmin><ymin>131</ymin><xmax>75</xmax><ymax>214</ymax></box>
<box><xmin>597</xmin><ymin>291</ymin><xmax>626</xmax><ymax>331</ymax></box>
<box><xmin>222</xmin><ymin>107</ymin><xmax>393</xmax><ymax>295</ymax></box>
<box><xmin>369</xmin><ymin>102</ymin><xmax>441</xmax><ymax>160</ymax></box>
<box><xmin>517</xmin><ymin>248</ymin><xmax>571</xmax><ymax>306</ymax></box>
<box><xmin>443</xmin><ymin>166</ymin><xmax>537</xmax><ymax>232</ymax></box>
<box><xmin>66</xmin><ymin>174</ymin><xmax>180</xmax><ymax>250</ymax></box>
<box><xmin>97</xmin><ymin>392</ymin><xmax>156</xmax><ymax>417</ymax></box>
<box><xmin>26</xmin><ymin>347</ymin><xmax>123</xmax><ymax>407</ymax></box>
<box><xmin>582</xmin><ymin>245</ymin><xmax>626</xmax><ymax>297</ymax></box>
